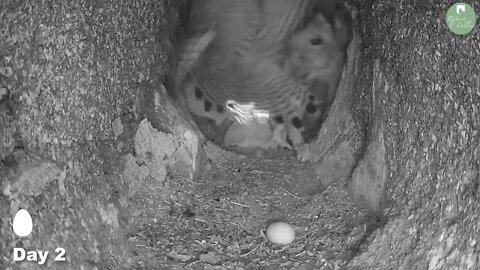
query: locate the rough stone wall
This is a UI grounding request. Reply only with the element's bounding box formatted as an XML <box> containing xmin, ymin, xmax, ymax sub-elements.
<box><xmin>0</xmin><ymin>0</ymin><xmax>184</xmax><ymax>269</ymax></box>
<box><xmin>349</xmin><ymin>0</ymin><xmax>480</xmax><ymax>268</ymax></box>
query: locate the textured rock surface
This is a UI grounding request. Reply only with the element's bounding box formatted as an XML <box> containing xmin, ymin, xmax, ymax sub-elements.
<box><xmin>349</xmin><ymin>60</ymin><xmax>388</xmax><ymax>216</ymax></box>
<box><xmin>0</xmin><ymin>0</ymin><xmax>192</xmax><ymax>269</ymax></box>
<box><xmin>348</xmin><ymin>0</ymin><xmax>480</xmax><ymax>269</ymax></box>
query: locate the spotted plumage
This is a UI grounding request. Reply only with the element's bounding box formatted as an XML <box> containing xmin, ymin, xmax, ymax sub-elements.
<box><xmin>174</xmin><ymin>0</ymin><xmax>352</xmax><ymax>149</ymax></box>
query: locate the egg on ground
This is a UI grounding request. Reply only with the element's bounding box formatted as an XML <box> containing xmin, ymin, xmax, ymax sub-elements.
<box><xmin>266</xmin><ymin>221</ymin><xmax>295</xmax><ymax>245</ymax></box>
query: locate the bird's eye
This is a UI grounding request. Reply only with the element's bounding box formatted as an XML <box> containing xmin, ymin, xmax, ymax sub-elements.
<box><xmin>310</xmin><ymin>37</ymin><xmax>323</xmax><ymax>45</ymax></box>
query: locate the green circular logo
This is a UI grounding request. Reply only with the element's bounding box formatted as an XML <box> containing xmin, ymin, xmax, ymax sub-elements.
<box><xmin>446</xmin><ymin>3</ymin><xmax>477</xmax><ymax>35</ymax></box>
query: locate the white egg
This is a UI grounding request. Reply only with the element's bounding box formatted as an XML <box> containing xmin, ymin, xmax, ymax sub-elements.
<box><xmin>266</xmin><ymin>221</ymin><xmax>295</xmax><ymax>245</ymax></box>
<box><xmin>12</xmin><ymin>209</ymin><xmax>33</xmax><ymax>237</ymax></box>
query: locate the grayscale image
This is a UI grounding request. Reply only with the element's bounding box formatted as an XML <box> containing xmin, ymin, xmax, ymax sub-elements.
<box><xmin>0</xmin><ymin>0</ymin><xmax>479</xmax><ymax>269</ymax></box>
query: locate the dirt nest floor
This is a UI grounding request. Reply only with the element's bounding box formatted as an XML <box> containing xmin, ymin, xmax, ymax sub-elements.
<box><xmin>126</xmin><ymin>142</ymin><xmax>380</xmax><ymax>269</ymax></box>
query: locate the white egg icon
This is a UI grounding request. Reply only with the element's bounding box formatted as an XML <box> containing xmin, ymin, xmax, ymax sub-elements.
<box><xmin>13</xmin><ymin>209</ymin><xmax>33</xmax><ymax>237</ymax></box>
<box><xmin>266</xmin><ymin>221</ymin><xmax>295</xmax><ymax>245</ymax></box>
